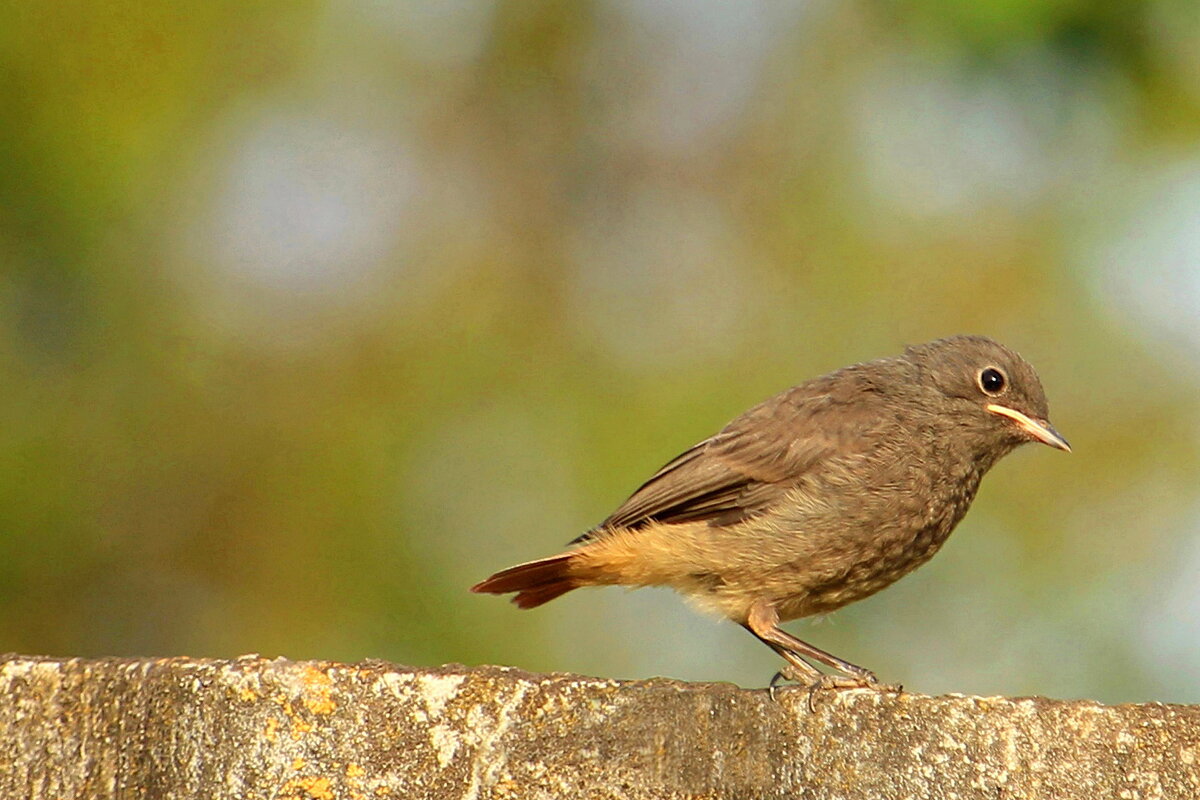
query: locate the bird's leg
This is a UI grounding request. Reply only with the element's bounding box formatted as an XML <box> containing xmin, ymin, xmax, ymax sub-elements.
<box><xmin>746</xmin><ymin>598</ymin><xmax>878</xmax><ymax>681</ymax></box>
<box><xmin>744</xmin><ymin>599</ymin><xmax>901</xmax><ymax>707</ymax></box>
<box><xmin>742</xmin><ymin>633</ymin><xmax>822</xmax><ymax>702</ymax></box>
<box><xmin>742</xmin><ymin>614</ymin><xmax>867</xmax><ymax>710</ymax></box>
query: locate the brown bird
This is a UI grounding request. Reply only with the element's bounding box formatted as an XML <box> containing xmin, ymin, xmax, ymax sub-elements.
<box><xmin>472</xmin><ymin>336</ymin><xmax>1069</xmax><ymax>696</ymax></box>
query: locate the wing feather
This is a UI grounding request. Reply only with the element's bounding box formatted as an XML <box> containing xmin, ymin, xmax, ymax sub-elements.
<box><xmin>572</xmin><ymin>366</ymin><xmax>894</xmax><ymax>543</ymax></box>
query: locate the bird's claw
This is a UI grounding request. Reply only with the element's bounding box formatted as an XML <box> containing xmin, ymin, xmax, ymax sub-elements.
<box><xmin>768</xmin><ymin>669</ymin><xmax>902</xmax><ymax>711</ymax></box>
<box><xmin>767</xmin><ymin>670</ymin><xmax>789</xmax><ymax>702</ymax></box>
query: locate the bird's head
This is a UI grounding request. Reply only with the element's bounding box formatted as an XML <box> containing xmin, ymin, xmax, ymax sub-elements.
<box><xmin>907</xmin><ymin>335</ymin><xmax>1071</xmax><ymax>457</ymax></box>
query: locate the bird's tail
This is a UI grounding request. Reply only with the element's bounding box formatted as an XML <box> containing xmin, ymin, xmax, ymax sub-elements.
<box><xmin>471</xmin><ymin>552</ymin><xmax>580</xmax><ymax>609</ymax></box>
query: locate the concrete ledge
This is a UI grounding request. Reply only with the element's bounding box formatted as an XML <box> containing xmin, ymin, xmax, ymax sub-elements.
<box><xmin>2</xmin><ymin>654</ymin><xmax>1196</xmax><ymax>798</ymax></box>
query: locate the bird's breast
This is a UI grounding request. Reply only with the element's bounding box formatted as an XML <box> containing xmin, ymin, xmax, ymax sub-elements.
<box><xmin>760</xmin><ymin>453</ymin><xmax>988</xmax><ymax>620</ymax></box>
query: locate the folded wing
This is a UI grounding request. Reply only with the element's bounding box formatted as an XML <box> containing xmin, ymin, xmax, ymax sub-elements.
<box><xmin>573</xmin><ymin>372</ymin><xmax>887</xmax><ymax>541</ymax></box>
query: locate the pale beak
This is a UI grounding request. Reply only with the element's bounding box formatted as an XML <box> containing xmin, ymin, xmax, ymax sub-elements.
<box><xmin>986</xmin><ymin>404</ymin><xmax>1071</xmax><ymax>452</ymax></box>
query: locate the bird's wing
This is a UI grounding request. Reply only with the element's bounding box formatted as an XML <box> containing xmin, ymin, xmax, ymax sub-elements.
<box><xmin>575</xmin><ymin>371</ymin><xmax>888</xmax><ymax>541</ymax></box>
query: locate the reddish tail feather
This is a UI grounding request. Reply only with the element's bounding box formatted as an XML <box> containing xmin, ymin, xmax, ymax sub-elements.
<box><xmin>471</xmin><ymin>553</ymin><xmax>579</xmax><ymax>609</ymax></box>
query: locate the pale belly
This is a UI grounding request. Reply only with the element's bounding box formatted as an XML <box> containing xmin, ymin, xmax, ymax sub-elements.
<box><xmin>684</xmin><ymin>476</ymin><xmax>981</xmax><ymax>623</ymax></box>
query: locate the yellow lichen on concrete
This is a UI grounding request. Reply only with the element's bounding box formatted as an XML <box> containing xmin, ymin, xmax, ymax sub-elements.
<box><xmin>278</xmin><ymin>776</ymin><xmax>334</xmax><ymax>800</ymax></box>
<box><xmin>344</xmin><ymin>761</ymin><xmax>368</xmax><ymax>800</ymax></box>
<box><xmin>301</xmin><ymin>665</ymin><xmax>337</xmax><ymax>715</ymax></box>
<box><xmin>290</xmin><ymin>716</ymin><xmax>314</xmax><ymax>739</ymax></box>
<box><xmin>273</xmin><ymin>697</ymin><xmax>316</xmax><ymax>739</ymax></box>
<box><xmin>264</xmin><ymin>716</ymin><xmax>280</xmax><ymax>743</ymax></box>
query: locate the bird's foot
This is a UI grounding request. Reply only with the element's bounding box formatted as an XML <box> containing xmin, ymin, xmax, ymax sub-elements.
<box><xmin>769</xmin><ymin>668</ymin><xmax>902</xmax><ymax>711</ymax></box>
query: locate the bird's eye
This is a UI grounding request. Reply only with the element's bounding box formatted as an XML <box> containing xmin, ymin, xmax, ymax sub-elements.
<box><xmin>978</xmin><ymin>367</ymin><xmax>1006</xmax><ymax>395</ymax></box>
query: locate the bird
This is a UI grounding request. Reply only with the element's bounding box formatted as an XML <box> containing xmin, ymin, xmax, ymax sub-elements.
<box><xmin>471</xmin><ymin>336</ymin><xmax>1069</xmax><ymax>698</ymax></box>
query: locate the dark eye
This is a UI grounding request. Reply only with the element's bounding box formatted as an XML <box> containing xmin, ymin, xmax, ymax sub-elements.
<box><xmin>978</xmin><ymin>367</ymin><xmax>1006</xmax><ymax>395</ymax></box>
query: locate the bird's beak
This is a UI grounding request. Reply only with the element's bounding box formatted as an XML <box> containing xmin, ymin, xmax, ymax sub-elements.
<box><xmin>986</xmin><ymin>404</ymin><xmax>1071</xmax><ymax>452</ymax></box>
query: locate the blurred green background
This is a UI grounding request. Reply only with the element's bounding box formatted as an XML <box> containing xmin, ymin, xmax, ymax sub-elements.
<box><xmin>3</xmin><ymin>0</ymin><xmax>1200</xmax><ymax>705</ymax></box>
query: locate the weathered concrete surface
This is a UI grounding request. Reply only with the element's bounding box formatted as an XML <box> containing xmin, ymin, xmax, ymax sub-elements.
<box><xmin>1</xmin><ymin>655</ymin><xmax>1197</xmax><ymax>799</ymax></box>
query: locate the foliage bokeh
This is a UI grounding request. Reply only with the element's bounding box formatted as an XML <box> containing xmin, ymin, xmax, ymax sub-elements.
<box><xmin>3</xmin><ymin>0</ymin><xmax>1200</xmax><ymax>704</ymax></box>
